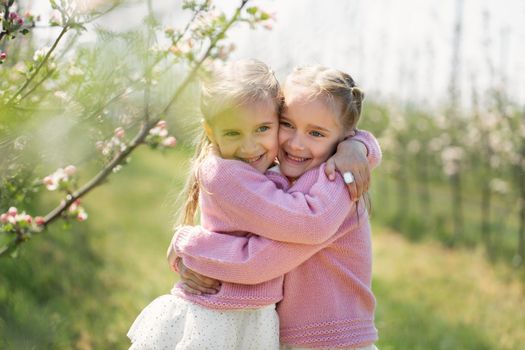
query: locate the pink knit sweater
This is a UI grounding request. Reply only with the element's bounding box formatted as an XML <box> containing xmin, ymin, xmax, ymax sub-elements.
<box><xmin>173</xmin><ymin>130</ymin><xmax>381</xmax><ymax>348</ymax></box>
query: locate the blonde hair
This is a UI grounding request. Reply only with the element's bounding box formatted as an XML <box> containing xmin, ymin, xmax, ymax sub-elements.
<box><xmin>178</xmin><ymin>59</ymin><xmax>282</xmax><ymax>226</ymax></box>
<box><xmin>285</xmin><ymin>65</ymin><xmax>364</xmax><ymax>133</ymax></box>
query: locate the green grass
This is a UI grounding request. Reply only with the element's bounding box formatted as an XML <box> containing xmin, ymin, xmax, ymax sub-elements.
<box><xmin>1</xmin><ymin>147</ymin><xmax>524</xmax><ymax>349</ymax></box>
<box><xmin>373</xmin><ymin>225</ymin><xmax>525</xmax><ymax>350</ymax></box>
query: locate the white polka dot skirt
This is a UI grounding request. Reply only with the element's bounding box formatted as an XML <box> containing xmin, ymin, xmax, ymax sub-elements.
<box><xmin>127</xmin><ymin>294</ymin><xmax>279</xmax><ymax>350</ymax></box>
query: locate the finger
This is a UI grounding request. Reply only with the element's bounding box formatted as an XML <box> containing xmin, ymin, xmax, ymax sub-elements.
<box><xmin>181</xmin><ymin>282</ymin><xmax>202</xmax><ymax>295</ymax></box>
<box><xmin>346</xmin><ymin>181</ymin><xmax>358</xmax><ymax>202</ymax></box>
<box><xmin>183</xmin><ymin>271</ymin><xmax>220</xmax><ymax>292</ymax></box>
<box><xmin>353</xmin><ymin>171</ymin><xmax>365</xmax><ymax>200</ymax></box>
<box><xmin>192</xmin><ymin>273</ymin><xmax>222</xmax><ymax>289</ymax></box>
<box><xmin>183</xmin><ymin>279</ymin><xmax>219</xmax><ymax>295</ymax></box>
<box><xmin>178</xmin><ymin>263</ymin><xmax>218</xmax><ymax>289</ymax></box>
<box><xmin>324</xmin><ymin>158</ymin><xmax>336</xmax><ymax>181</ymax></box>
<box><xmin>363</xmin><ymin>169</ymin><xmax>370</xmax><ymax>193</ymax></box>
<box><xmin>189</xmin><ymin>272</ymin><xmax>221</xmax><ymax>289</ymax></box>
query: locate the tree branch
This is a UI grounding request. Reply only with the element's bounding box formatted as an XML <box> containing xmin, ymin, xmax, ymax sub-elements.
<box><xmin>7</xmin><ymin>25</ymin><xmax>69</xmax><ymax>105</ymax></box>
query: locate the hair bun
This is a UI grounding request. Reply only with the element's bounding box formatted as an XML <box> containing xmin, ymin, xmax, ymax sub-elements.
<box><xmin>350</xmin><ymin>87</ymin><xmax>365</xmax><ymax>102</ymax></box>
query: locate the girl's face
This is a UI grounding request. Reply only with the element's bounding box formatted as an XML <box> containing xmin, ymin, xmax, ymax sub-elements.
<box><xmin>278</xmin><ymin>87</ymin><xmax>345</xmax><ymax>180</ymax></box>
<box><xmin>207</xmin><ymin>99</ymin><xmax>279</xmax><ymax>173</ymax></box>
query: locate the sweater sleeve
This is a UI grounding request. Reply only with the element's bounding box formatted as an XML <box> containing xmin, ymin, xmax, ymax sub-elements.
<box><xmin>199</xmin><ymin>158</ymin><xmax>352</xmax><ymax>244</ymax></box>
<box><xmin>173</xmin><ymin>217</ymin><xmax>356</xmax><ymax>285</ymax></box>
<box><xmin>348</xmin><ymin>129</ymin><xmax>382</xmax><ymax>169</ymax></box>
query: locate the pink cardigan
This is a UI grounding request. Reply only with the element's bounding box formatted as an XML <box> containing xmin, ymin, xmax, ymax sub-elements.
<box><xmin>173</xmin><ymin>130</ymin><xmax>381</xmax><ymax>348</ymax></box>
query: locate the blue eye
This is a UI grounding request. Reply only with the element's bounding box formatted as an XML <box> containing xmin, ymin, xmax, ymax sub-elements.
<box><xmin>310</xmin><ymin>130</ymin><xmax>325</xmax><ymax>137</ymax></box>
<box><xmin>257</xmin><ymin>125</ymin><xmax>270</xmax><ymax>133</ymax></box>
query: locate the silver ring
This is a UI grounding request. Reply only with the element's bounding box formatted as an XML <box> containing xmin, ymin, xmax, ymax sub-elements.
<box><xmin>343</xmin><ymin>172</ymin><xmax>354</xmax><ymax>184</ymax></box>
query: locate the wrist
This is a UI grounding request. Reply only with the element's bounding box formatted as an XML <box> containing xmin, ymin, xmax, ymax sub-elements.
<box><xmin>339</xmin><ymin>138</ymin><xmax>368</xmax><ymax>157</ymax></box>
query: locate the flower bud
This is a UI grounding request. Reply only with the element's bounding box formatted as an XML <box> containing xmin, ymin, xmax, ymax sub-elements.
<box><xmin>115</xmin><ymin>127</ymin><xmax>125</xmax><ymax>139</ymax></box>
<box><xmin>25</xmin><ymin>215</ymin><xmax>32</xmax><ymax>224</ymax></box>
<box><xmin>43</xmin><ymin>176</ymin><xmax>54</xmax><ymax>186</ymax></box>
<box><xmin>157</xmin><ymin>120</ymin><xmax>167</xmax><ymax>129</ymax></box>
<box><xmin>0</xmin><ymin>213</ymin><xmax>8</xmax><ymax>224</ymax></box>
<box><xmin>8</xmin><ymin>207</ymin><xmax>18</xmax><ymax>216</ymax></box>
<box><xmin>0</xmin><ymin>52</ymin><xmax>6</xmax><ymax>60</ymax></box>
<box><xmin>35</xmin><ymin>216</ymin><xmax>46</xmax><ymax>226</ymax></box>
<box><xmin>64</xmin><ymin>165</ymin><xmax>77</xmax><ymax>176</ymax></box>
<box><xmin>162</xmin><ymin>136</ymin><xmax>177</xmax><ymax>148</ymax></box>
<box><xmin>77</xmin><ymin>212</ymin><xmax>88</xmax><ymax>222</ymax></box>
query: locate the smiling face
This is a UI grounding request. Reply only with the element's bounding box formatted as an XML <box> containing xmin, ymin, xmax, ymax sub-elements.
<box><xmin>278</xmin><ymin>87</ymin><xmax>346</xmax><ymax>180</ymax></box>
<box><xmin>206</xmin><ymin>99</ymin><xmax>279</xmax><ymax>173</ymax></box>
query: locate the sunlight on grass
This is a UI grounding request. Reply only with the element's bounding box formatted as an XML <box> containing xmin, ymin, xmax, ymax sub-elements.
<box><xmin>372</xmin><ymin>224</ymin><xmax>525</xmax><ymax>350</ymax></box>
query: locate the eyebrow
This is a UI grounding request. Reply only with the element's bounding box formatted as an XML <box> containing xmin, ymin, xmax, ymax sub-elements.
<box><xmin>221</xmin><ymin>128</ymin><xmax>240</xmax><ymax>133</ymax></box>
<box><xmin>308</xmin><ymin>124</ymin><xmax>331</xmax><ymax>133</ymax></box>
<box><xmin>280</xmin><ymin>116</ymin><xmax>331</xmax><ymax>133</ymax></box>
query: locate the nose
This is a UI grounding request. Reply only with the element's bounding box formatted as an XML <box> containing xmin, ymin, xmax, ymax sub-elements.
<box><xmin>239</xmin><ymin>137</ymin><xmax>258</xmax><ymax>155</ymax></box>
<box><xmin>287</xmin><ymin>132</ymin><xmax>304</xmax><ymax>151</ymax></box>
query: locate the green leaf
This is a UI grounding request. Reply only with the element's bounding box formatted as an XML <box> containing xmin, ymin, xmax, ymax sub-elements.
<box><xmin>0</xmin><ymin>233</ymin><xmax>16</xmax><ymax>257</ymax></box>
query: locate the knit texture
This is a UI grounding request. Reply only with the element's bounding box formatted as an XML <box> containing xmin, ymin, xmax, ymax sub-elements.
<box><xmin>173</xmin><ymin>129</ymin><xmax>381</xmax><ymax>347</ymax></box>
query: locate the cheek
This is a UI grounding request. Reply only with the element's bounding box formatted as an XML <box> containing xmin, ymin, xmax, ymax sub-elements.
<box><xmin>215</xmin><ymin>138</ymin><xmax>235</xmax><ymax>158</ymax></box>
<box><xmin>278</xmin><ymin>128</ymin><xmax>290</xmax><ymax>145</ymax></box>
<box><xmin>314</xmin><ymin>140</ymin><xmax>339</xmax><ymax>159</ymax></box>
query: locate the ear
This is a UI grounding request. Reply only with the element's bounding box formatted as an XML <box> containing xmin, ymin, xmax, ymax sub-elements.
<box><xmin>203</xmin><ymin>121</ymin><xmax>215</xmax><ymax>143</ymax></box>
<box><xmin>343</xmin><ymin>128</ymin><xmax>357</xmax><ymax>139</ymax></box>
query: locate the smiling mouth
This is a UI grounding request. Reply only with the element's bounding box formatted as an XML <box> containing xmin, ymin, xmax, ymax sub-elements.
<box><xmin>284</xmin><ymin>151</ymin><xmax>311</xmax><ymax>163</ymax></box>
<box><xmin>239</xmin><ymin>153</ymin><xmax>265</xmax><ymax>164</ymax></box>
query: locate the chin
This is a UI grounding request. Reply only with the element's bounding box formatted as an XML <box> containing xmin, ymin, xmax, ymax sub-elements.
<box><xmin>281</xmin><ymin>167</ymin><xmax>304</xmax><ymax>179</ymax></box>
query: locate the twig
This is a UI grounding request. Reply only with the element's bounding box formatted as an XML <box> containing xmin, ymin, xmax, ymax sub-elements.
<box><xmin>7</xmin><ymin>25</ymin><xmax>69</xmax><ymax>105</ymax></box>
<box><xmin>160</xmin><ymin>0</ymin><xmax>249</xmax><ymax>116</ymax></box>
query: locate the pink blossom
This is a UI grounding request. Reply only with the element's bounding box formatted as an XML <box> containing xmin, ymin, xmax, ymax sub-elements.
<box><xmin>24</xmin><ymin>215</ymin><xmax>32</xmax><ymax>224</ymax></box>
<box><xmin>115</xmin><ymin>127</ymin><xmax>125</xmax><ymax>139</ymax></box>
<box><xmin>64</xmin><ymin>165</ymin><xmax>77</xmax><ymax>176</ymax></box>
<box><xmin>8</xmin><ymin>207</ymin><xmax>18</xmax><ymax>216</ymax></box>
<box><xmin>162</xmin><ymin>136</ymin><xmax>177</xmax><ymax>148</ymax></box>
<box><xmin>43</xmin><ymin>176</ymin><xmax>54</xmax><ymax>186</ymax></box>
<box><xmin>69</xmin><ymin>199</ymin><xmax>81</xmax><ymax>212</ymax></box>
<box><xmin>35</xmin><ymin>216</ymin><xmax>46</xmax><ymax>226</ymax></box>
<box><xmin>157</xmin><ymin>120</ymin><xmax>167</xmax><ymax>129</ymax></box>
<box><xmin>0</xmin><ymin>213</ymin><xmax>8</xmax><ymax>224</ymax></box>
<box><xmin>149</xmin><ymin>127</ymin><xmax>161</xmax><ymax>136</ymax></box>
<box><xmin>77</xmin><ymin>211</ymin><xmax>88</xmax><ymax>222</ymax></box>
<box><xmin>0</xmin><ymin>52</ymin><xmax>6</xmax><ymax>60</ymax></box>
